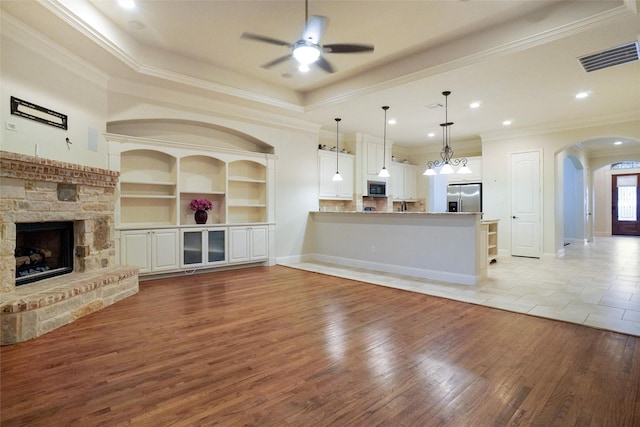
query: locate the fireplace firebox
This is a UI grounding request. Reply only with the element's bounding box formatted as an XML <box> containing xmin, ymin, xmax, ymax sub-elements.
<box><xmin>15</xmin><ymin>222</ymin><xmax>74</xmax><ymax>286</ymax></box>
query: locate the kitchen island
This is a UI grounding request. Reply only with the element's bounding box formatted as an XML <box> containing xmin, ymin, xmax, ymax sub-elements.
<box><xmin>309</xmin><ymin>211</ymin><xmax>486</xmax><ymax>285</ymax></box>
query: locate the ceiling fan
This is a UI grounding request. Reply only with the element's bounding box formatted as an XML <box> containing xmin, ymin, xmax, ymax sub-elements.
<box><xmin>241</xmin><ymin>0</ymin><xmax>374</xmax><ymax>73</ymax></box>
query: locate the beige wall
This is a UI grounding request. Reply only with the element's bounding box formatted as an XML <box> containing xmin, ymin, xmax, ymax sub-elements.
<box><xmin>1</xmin><ymin>27</ymin><xmax>109</xmax><ymax>169</ymax></box>
<box><xmin>482</xmin><ymin>120</ymin><xmax>640</xmax><ymax>257</ymax></box>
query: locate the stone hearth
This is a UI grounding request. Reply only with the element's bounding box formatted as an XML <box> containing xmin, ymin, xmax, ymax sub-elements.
<box><xmin>0</xmin><ymin>151</ymin><xmax>139</xmax><ymax>344</ymax></box>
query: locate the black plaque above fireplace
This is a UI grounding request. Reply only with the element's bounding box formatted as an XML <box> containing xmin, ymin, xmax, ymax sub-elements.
<box><xmin>15</xmin><ymin>222</ymin><xmax>74</xmax><ymax>286</ymax></box>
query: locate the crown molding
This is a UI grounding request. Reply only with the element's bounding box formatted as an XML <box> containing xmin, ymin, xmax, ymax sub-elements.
<box><xmin>1</xmin><ymin>12</ymin><xmax>109</xmax><ymax>89</ymax></box>
<box><xmin>481</xmin><ymin>111</ymin><xmax>640</xmax><ymax>142</ymax></box>
<box><xmin>39</xmin><ymin>0</ymin><xmax>304</xmax><ymax>113</ymax></box>
<box><xmin>106</xmin><ymin>78</ymin><xmax>320</xmax><ymax>136</ymax></box>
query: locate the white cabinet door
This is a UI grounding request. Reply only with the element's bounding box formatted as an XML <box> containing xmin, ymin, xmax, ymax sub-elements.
<box><xmin>229</xmin><ymin>227</ymin><xmax>250</xmax><ymax>263</ymax></box>
<box><xmin>229</xmin><ymin>226</ymin><xmax>268</xmax><ymax>263</ymax></box>
<box><xmin>249</xmin><ymin>226</ymin><xmax>268</xmax><ymax>260</ymax></box>
<box><xmin>181</xmin><ymin>228</ymin><xmax>226</xmax><ymax>267</ymax></box>
<box><xmin>404</xmin><ymin>165</ymin><xmax>417</xmax><ymax>200</ymax></box>
<box><xmin>337</xmin><ymin>155</ymin><xmax>354</xmax><ymax>198</ymax></box>
<box><xmin>390</xmin><ymin>163</ymin><xmax>403</xmax><ymax>200</ymax></box>
<box><xmin>151</xmin><ymin>229</ymin><xmax>179</xmax><ymax>271</ymax></box>
<box><xmin>319</xmin><ymin>151</ymin><xmax>354</xmax><ymax>200</ymax></box>
<box><xmin>120</xmin><ymin>230</ymin><xmax>151</xmax><ymax>273</ymax></box>
<box><xmin>121</xmin><ymin>228</ymin><xmax>179</xmax><ymax>273</ymax></box>
<box><xmin>366</xmin><ymin>141</ymin><xmax>384</xmax><ymax>175</ymax></box>
<box><xmin>319</xmin><ymin>152</ymin><xmax>339</xmax><ymax>198</ymax></box>
<box><xmin>389</xmin><ymin>163</ymin><xmax>417</xmax><ymax>200</ymax></box>
<box><xmin>447</xmin><ymin>156</ymin><xmax>482</xmax><ymax>184</ymax></box>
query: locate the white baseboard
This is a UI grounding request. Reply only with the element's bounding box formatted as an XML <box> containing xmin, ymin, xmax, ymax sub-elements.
<box><xmin>311</xmin><ymin>253</ymin><xmax>480</xmax><ymax>286</ymax></box>
<box><xmin>275</xmin><ymin>253</ymin><xmax>314</xmax><ymax>265</ymax></box>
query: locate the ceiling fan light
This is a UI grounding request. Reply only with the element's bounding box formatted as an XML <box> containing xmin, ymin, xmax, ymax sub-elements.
<box><xmin>298</xmin><ymin>63</ymin><xmax>310</xmax><ymax>72</ymax></box>
<box><xmin>440</xmin><ymin>163</ymin><xmax>454</xmax><ymax>174</ymax></box>
<box><xmin>293</xmin><ymin>43</ymin><xmax>321</xmax><ymax>64</ymax></box>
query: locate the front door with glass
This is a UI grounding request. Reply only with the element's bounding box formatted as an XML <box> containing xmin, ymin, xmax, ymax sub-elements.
<box><xmin>612</xmin><ymin>173</ymin><xmax>640</xmax><ymax>236</ymax></box>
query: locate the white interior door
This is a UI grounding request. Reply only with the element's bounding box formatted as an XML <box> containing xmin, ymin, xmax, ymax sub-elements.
<box><xmin>510</xmin><ymin>151</ymin><xmax>541</xmax><ymax>258</ymax></box>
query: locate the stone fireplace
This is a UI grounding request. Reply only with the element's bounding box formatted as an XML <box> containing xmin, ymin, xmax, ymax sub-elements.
<box><xmin>1</xmin><ymin>151</ymin><xmax>139</xmax><ymax>344</ymax></box>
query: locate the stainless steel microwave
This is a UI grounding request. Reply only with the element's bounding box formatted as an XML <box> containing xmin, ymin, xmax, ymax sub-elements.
<box><xmin>367</xmin><ymin>181</ymin><xmax>386</xmax><ymax>197</ymax></box>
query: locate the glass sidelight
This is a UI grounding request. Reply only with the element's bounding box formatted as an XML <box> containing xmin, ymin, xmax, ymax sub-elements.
<box><xmin>616</xmin><ymin>175</ymin><xmax>637</xmax><ymax>221</ymax></box>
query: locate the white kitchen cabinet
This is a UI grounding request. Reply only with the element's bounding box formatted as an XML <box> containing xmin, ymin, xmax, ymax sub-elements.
<box><xmin>366</xmin><ymin>141</ymin><xmax>384</xmax><ymax>176</ymax></box>
<box><xmin>390</xmin><ymin>163</ymin><xmax>417</xmax><ymax>200</ymax></box>
<box><xmin>447</xmin><ymin>156</ymin><xmax>482</xmax><ymax>184</ymax></box>
<box><xmin>228</xmin><ymin>226</ymin><xmax>268</xmax><ymax>264</ymax></box>
<box><xmin>319</xmin><ymin>150</ymin><xmax>355</xmax><ymax>199</ymax></box>
<box><xmin>120</xmin><ymin>228</ymin><xmax>179</xmax><ymax>273</ymax></box>
<box><xmin>181</xmin><ymin>227</ymin><xmax>226</xmax><ymax>268</ymax></box>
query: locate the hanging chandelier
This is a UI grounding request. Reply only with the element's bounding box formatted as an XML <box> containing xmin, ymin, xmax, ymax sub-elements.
<box><xmin>332</xmin><ymin>118</ymin><xmax>343</xmax><ymax>182</ymax></box>
<box><xmin>423</xmin><ymin>91</ymin><xmax>471</xmax><ymax>176</ymax></box>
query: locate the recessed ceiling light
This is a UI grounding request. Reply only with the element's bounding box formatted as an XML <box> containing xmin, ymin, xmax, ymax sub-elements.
<box><xmin>469</xmin><ymin>101</ymin><xmax>481</xmax><ymax>109</ymax></box>
<box><xmin>502</xmin><ymin>120</ymin><xmax>512</xmax><ymax>126</ymax></box>
<box><xmin>427</xmin><ymin>132</ymin><xmax>435</xmax><ymax>138</ymax></box>
<box><xmin>118</xmin><ymin>0</ymin><xmax>136</xmax><ymax>9</ymax></box>
<box><xmin>388</xmin><ymin>119</ymin><xmax>397</xmax><ymax>125</ymax></box>
<box><xmin>575</xmin><ymin>91</ymin><xmax>589</xmax><ymax>99</ymax></box>
<box><xmin>614</xmin><ymin>141</ymin><xmax>623</xmax><ymax>145</ymax></box>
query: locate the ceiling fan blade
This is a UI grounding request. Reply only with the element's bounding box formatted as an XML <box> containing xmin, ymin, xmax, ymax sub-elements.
<box><xmin>241</xmin><ymin>32</ymin><xmax>291</xmax><ymax>47</ymax></box>
<box><xmin>316</xmin><ymin>57</ymin><xmax>335</xmax><ymax>73</ymax></box>
<box><xmin>261</xmin><ymin>55</ymin><xmax>292</xmax><ymax>69</ymax></box>
<box><xmin>302</xmin><ymin>15</ymin><xmax>327</xmax><ymax>44</ymax></box>
<box><xmin>323</xmin><ymin>44</ymin><xmax>375</xmax><ymax>53</ymax></box>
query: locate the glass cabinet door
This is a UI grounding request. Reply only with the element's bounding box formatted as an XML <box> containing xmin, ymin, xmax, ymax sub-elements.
<box><xmin>207</xmin><ymin>230</ymin><xmax>225</xmax><ymax>263</ymax></box>
<box><xmin>183</xmin><ymin>230</ymin><xmax>203</xmax><ymax>265</ymax></box>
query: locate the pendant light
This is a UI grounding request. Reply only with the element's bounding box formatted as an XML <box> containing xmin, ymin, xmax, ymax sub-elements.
<box><xmin>378</xmin><ymin>106</ymin><xmax>390</xmax><ymax>178</ymax></box>
<box><xmin>423</xmin><ymin>91</ymin><xmax>471</xmax><ymax>176</ymax></box>
<box><xmin>332</xmin><ymin>118</ymin><xmax>343</xmax><ymax>182</ymax></box>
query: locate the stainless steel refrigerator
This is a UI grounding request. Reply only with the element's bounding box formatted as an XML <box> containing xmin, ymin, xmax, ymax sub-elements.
<box><xmin>447</xmin><ymin>183</ymin><xmax>482</xmax><ymax>212</ymax></box>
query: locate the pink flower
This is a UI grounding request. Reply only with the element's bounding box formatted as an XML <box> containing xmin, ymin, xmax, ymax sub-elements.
<box><xmin>189</xmin><ymin>198</ymin><xmax>213</xmax><ymax>211</ymax></box>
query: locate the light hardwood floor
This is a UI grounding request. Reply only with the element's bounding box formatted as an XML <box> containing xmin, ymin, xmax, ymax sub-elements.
<box><xmin>1</xmin><ymin>263</ymin><xmax>639</xmax><ymax>426</ymax></box>
<box><xmin>283</xmin><ymin>236</ymin><xmax>640</xmax><ymax>337</ymax></box>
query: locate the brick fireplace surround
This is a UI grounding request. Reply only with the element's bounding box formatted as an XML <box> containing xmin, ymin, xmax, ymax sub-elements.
<box><xmin>0</xmin><ymin>151</ymin><xmax>138</xmax><ymax>344</ymax></box>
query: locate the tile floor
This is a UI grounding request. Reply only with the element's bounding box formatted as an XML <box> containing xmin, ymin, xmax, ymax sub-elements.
<box><xmin>280</xmin><ymin>236</ymin><xmax>640</xmax><ymax>337</ymax></box>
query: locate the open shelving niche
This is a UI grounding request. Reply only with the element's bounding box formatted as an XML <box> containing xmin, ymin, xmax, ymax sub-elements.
<box><xmin>227</xmin><ymin>159</ymin><xmax>267</xmax><ymax>224</ymax></box>
<box><xmin>113</xmin><ymin>139</ymin><xmax>272</xmax><ymax>229</ymax></box>
<box><xmin>179</xmin><ymin>155</ymin><xmax>227</xmax><ymax>225</ymax></box>
<box><xmin>119</xmin><ymin>149</ymin><xmax>178</xmax><ymax>226</ymax></box>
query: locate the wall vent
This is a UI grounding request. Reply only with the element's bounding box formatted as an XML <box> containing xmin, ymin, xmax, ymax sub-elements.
<box><xmin>578</xmin><ymin>41</ymin><xmax>640</xmax><ymax>72</ymax></box>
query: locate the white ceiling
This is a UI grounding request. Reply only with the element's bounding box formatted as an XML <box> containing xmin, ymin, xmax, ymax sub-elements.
<box><xmin>2</xmin><ymin>0</ymin><xmax>640</xmax><ymax>152</ymax></box>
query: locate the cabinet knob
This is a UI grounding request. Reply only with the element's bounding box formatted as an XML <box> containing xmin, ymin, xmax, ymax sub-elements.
<box><xmin>512</xmin><ymin>216</ymin><xmax>518</xmax><ymax>219</ymax></box>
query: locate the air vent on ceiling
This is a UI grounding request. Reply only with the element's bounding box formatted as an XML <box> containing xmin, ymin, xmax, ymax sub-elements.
<box><xmin>578</xmin><ymin>41</ymin><xmax>640</xmax><ymax>72</ymax></box>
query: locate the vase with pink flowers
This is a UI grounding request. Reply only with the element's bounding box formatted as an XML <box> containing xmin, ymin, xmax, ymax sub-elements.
<box><xmin>189</xmin><ymin>198</ymin><xmax>213</xmax><ymax>224</ymax></box>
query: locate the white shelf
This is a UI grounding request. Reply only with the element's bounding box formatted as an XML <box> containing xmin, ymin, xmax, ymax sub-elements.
<box><xmin>180</xmin><ymin>190</ymin><xmax>226</xmax><ymax>195</ymax></box>
<box><xmin>121</xmin><ymin>195</ymin><xmax>176</xmax><ymax>199</ymax></box>
<box><xmin>229</xmin><ymin>203</ymin><xmax>267</xmax><ymax>207</ymax></box>
<box><xmin>228</xmin><ymin>177</ymin><xmax>266</xmax><ymax>184</ymax></box>
<box><xmin>121</xmin><ymin>180</ymin><xmax>176</xmax><ymax>186</ymax></box>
